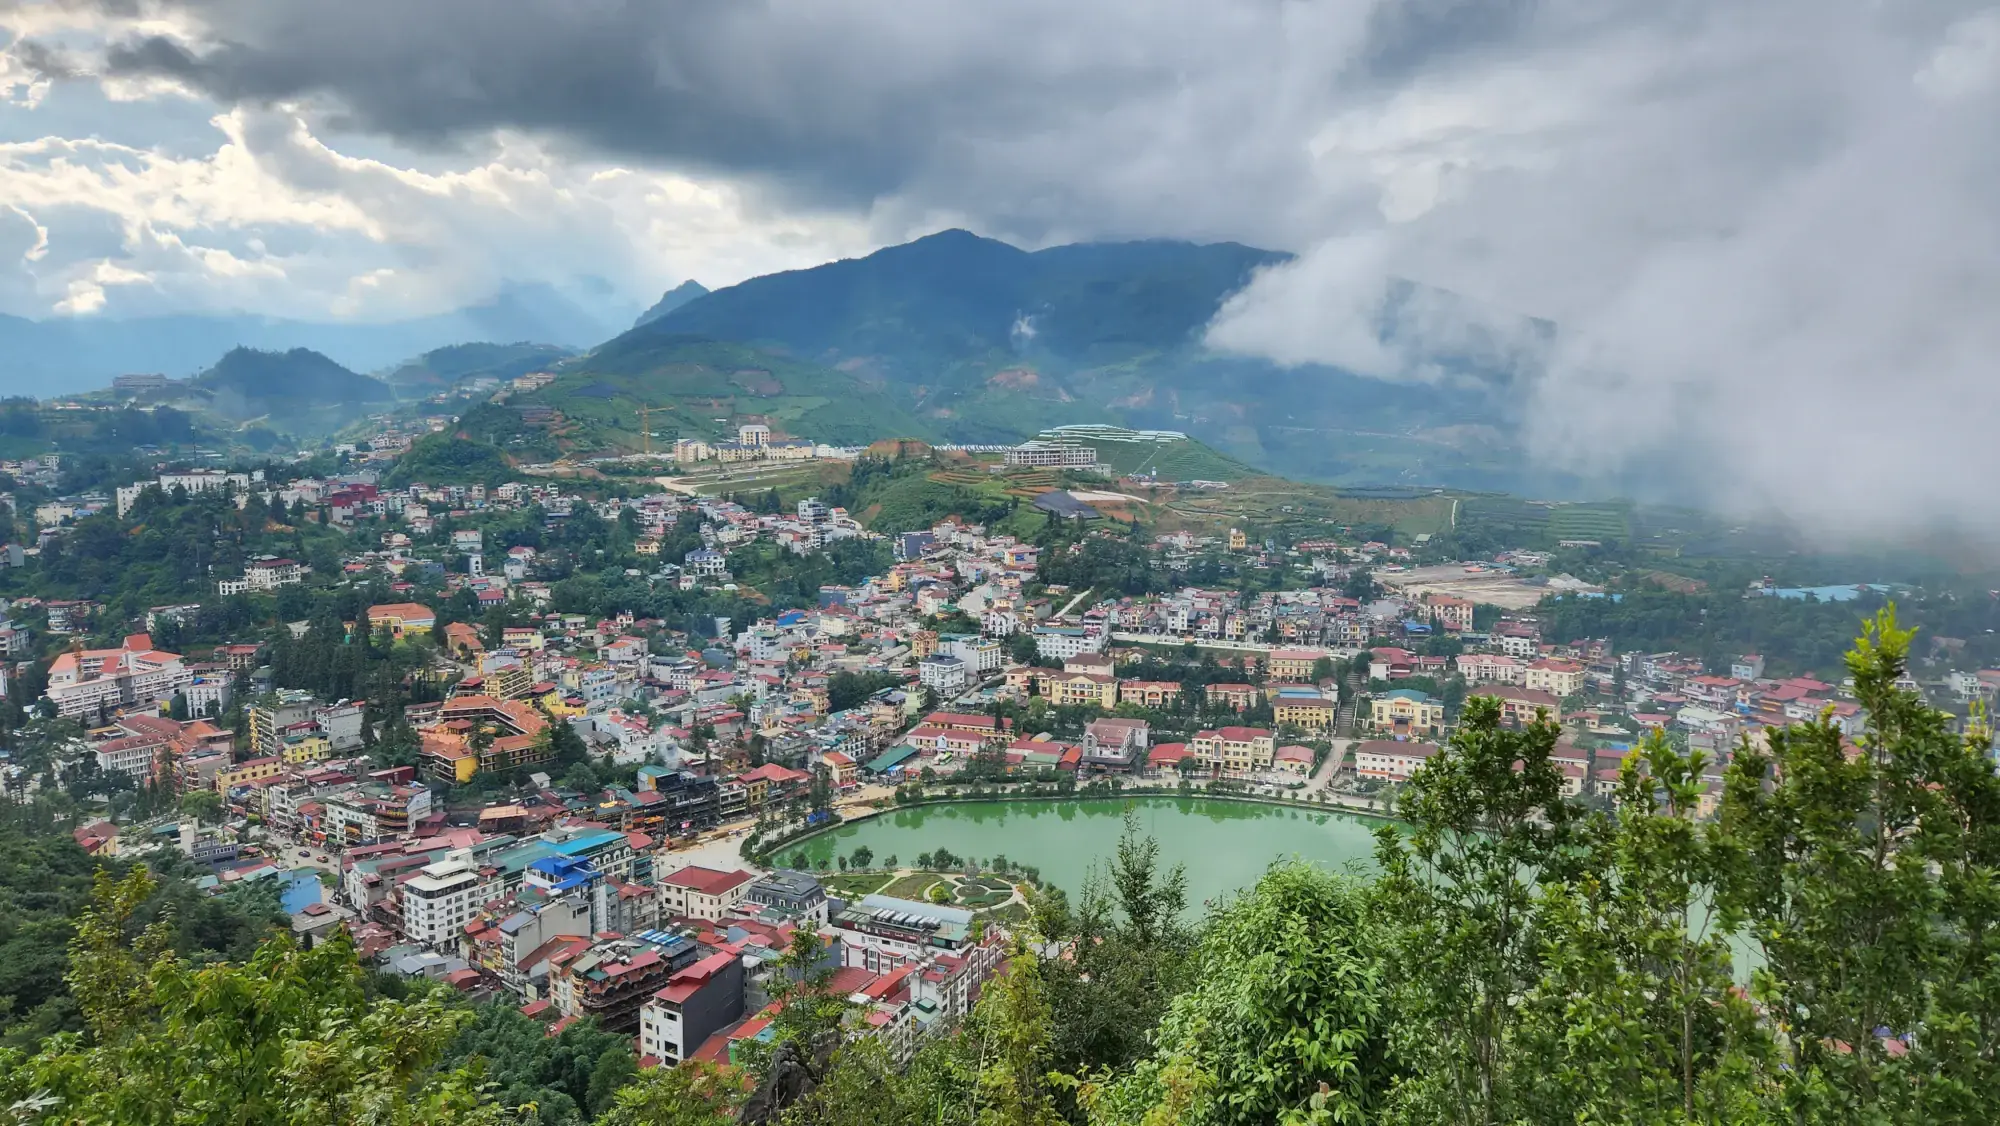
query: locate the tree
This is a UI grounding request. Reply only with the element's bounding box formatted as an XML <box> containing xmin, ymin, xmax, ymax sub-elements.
<box><xmin>0</xmin><ymin>870</ymin><xmax>506</xmax><ymax>1125</ymax></box>
<box><xmin>177</xmin><ymin>789</ymin><xmax>224</xmax><ymax>825</ymax></box>
<box><xmin>594</xmin><ymin>1061</ymin><xmax>740</xmax><ymax>1125</ymax></box>
<box><xmin>1370</xmin><ymin>692</ymin><xmax>1577</xmax><ymax>1125</ymax></box>
<box><xmin>966</xmin><ymin>943</ymin><xmax>1065</xmax><ymax>1126</ymax></box>
<box><xmin>1719</xmin><ymin>606</ymin><xmax>2000</xmax><ymax>1120</ymax></box>
<box><xmin>1510</xmin><ymin>731</ymin><xmax>1766</xmax><ymax>1123</ymax></box>
<box><xmin>1079</xmin><ymin>865</ymin><xmax>1388</xmax><ymax>1126</ymax></box>
<box><xmin>850</xmin><ymin>845</ymin><xmax>874</xmax><ymax>870</ymax></box>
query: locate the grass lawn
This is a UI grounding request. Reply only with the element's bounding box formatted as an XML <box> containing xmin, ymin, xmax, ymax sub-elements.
<box><xmin>880</xmin><ymin>873</ymin><xmax>947</xmax><ymax>901</ymax></box>
<box><xmin>979</xmin><ymin>902</ymin><xmax>1030</xmax><ymax>925</ymax></box>
<box><xmin>824</xmin><ymin>872</ymin><xmax>893</xmax><ymax>899</ymax></box>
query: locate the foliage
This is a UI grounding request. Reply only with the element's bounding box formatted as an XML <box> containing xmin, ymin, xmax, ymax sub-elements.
<box><xmin>441</xmin><ymin>1004</ymin><xmax>639</xmax><ymax>1123</ymax></box>
<box><xmin>1721</xmin><ymin>607</ymin><xmax>2000</xmax><ymax>1120</ymax></box>
<box><xmin>1078</xmin><ymin>865</ymin><xmax>1386</xmax><ymax>1126</ymax></box>
<box><xmin>0</xmin><ymin>819</ymin><xmax>284</xmax><ymax>1049</ymax></box>
<box><xmin>382</xmin><ymin>432</ymin><xmax>517</xmax><ymax>488</ymax></box>
<box><xmin>1370</xmin><ymin>691</ymin><xmax>1579</xmax><ymax>1125</ymax></box>
<box><xmin>827</xmin><ymin>671</ymin><xmax>902</xmax><ymax>713</ymax></box>
<box><xmin>0</xmin><ymin>868</ymin><xmax>503</xmax><ymax>1125</ymax></box>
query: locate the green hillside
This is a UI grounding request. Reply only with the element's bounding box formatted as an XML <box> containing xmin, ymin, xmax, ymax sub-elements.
<box><xmin>1458</xmin><ymin>496</ymin><xmax>1633</xmax><ymax>547</ymax></box>
<box><xmin>1043</xmin><ymin>426</ymin><xmax>1259</xmax><ymax>482</ymax></box>
<box><xmin>518</xmin><ymin>335</ymin><xmax>941</xmax><ymax>452</ymax></box>
<box><xmin>384</xmin><ymin>341</ymin><xmax>573</xmax><ymax>390</ymax></box>
<box><xmin>171</xmin><ymin>347</ymin><xmax>392</xmax><ymax>437</ymax></box>
<box><xmin>592</xmin><ymin>229</ymin><xmax>1573</xmax><ymax>492</ymax></box>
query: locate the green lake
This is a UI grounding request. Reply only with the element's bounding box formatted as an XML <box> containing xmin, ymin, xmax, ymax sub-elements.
<box><xmin>777</xmin><ymin>798</ymin><xmax>1392</xmax><ymax>908</ymax></box>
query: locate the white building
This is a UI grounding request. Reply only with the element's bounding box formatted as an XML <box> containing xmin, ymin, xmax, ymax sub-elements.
<box><xmin>45</xmin><ymin>634</ymin><xmax>192</xmax><ymax>719</ymax></box>
<box><xmin>918</xmin><ymin>655</ymin><xmax>969</xmax><ymax>695</ymax></box>
<box><xmin>116</xmin><ymin>470</ymin><xmax>252</xmax><ymax>516</ymax></box>
<box><xmin>656</xmin><ymin>866</ymin><xmax>754</xmax><ymax>921</ymax></box>
<box><xmin>738</xmin><ymin>424</ymin><xmax>772</xmax><ymax>448</ymax></box>
<box><xmin>1033</xmin><ymin>626</ymin><xmax>1104</xmax><ymax>661</ymax></box>
<box><xmin>401</xmin><ymin>853</ymin><xmax>484</xmax><ymax>949</ymax></box>
<box><xmin>944</xmin><ymin>636</ymin><xmax>1004</xmax><ymax>675</ymax></box>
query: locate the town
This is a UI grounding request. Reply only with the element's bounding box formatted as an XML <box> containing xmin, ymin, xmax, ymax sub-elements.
<box><xmin>4</xmin><ymin>417</ymin><xmax>1998</xmax><ymax>1118</ymax></box>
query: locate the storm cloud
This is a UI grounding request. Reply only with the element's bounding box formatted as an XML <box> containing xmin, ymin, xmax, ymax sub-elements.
<box><xmin>5</xmin><ymin>0</ymin><xmax>2000</xmax><ymax>527</ymax></box>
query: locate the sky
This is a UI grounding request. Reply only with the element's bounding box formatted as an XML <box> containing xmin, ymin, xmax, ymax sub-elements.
<box><xmin>4</xmin><ymin>0</ymin><xmax>1998</xmax><ymax>528</ymax></box>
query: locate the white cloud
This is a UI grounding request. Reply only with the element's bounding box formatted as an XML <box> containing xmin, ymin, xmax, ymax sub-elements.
<box><xmin>1204</xmin><ymin>3</ymin><xmax>2000</xmax><ymax>531</ymax></box>
<box><xmin>0</xmin><ymin>103</ymin><xmax>880</xmax><ymax>320</ymax></box>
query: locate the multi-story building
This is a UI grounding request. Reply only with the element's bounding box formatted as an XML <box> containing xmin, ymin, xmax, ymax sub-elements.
<box><xmin>45</xmin><ymin>633</ymin><xmax>192</xmax><ymax>719</ymax></box>
<box><xmin>1204</xmin><ymin>682</ymin><xmax>1262</xmax><ymax>711</ymax></box>
<box><xmin>1524</xmin><ymin>659</ymin><xmax>1586</xmax><ymax>698</ymax></box>
<box><xmin>1050</xmin><ymin>671</ymin><xmax>1117</xmax><ymax>709</ymax></box>
<box><xmin>1272</xmin><ymin>696</ymin><xmax>1335</xmax><ymax>732</ymax></box>
<box><xmin>115</xmin><ymin>470</ymin><xmax>251</xmax><ymax>516</ymax></box>
<box><xmin>1032</xmin><ymin>625</ymin><xmax>1103</xmax><ymax>661</ymax></box>
<box><xmin>918</xmin><ymin>655</ymin><xmax>968</xmax><ymax>695</ymax></box>
<box><xmin>401</xmin><ymin>852</ymin><xmax>484</xmax><ymax>949</ymax></box>
<box><xmin>657</xmin><ymin>865</ymin><xmax>754</xmax><ymax>920</ymax></box>
<box><xmin>943</xmin><ymin>635</ymin><xmax>1004</xmax><ymax>675</ymax></box>
<box><xmin>1423</xmin><ymin>594</ymin><xmax>1474</xmax><ymax>631</ymax></box>
<box><xmin>1265</xmin><ymin>649</ymin><xmax>1325</xmax><ymax>681</ymax></box>
<box><xmin>1003</xmin><ymin>440</ymin><xmax>1098</xmax><ymax>469</ymax></box>
<box><xmin>322</xmin><ymin>781</ymin><xmax>434</xmax><ymax>844</ymax></box>
<box><xmin>93</xmin><ymin>729</ymin><xmax>170</xmax><ymax>782</ymax></box>
<box><xmin>1190</xmin><ymin>726</ymin><xmax>1277</xmax><ymax>773</ymax></box>
<box><xmin>250</xmin><ymin>690</ymin><xmax>317</xmax><ymax>753</ymax></box>
<box><xmin>1370</xmin><ymin>689</ymin><xmax>1446</xmax><ymax>737</ymax></box>
<box><xmin>1352</xmin><ymin>740</ymin><xmax>1441</xmax><ymax>782</ymax></box>
<box><xmin>744</xmin><ymin>870</ymin><xmax>828</xmax><ymax>924</ymax></box>
<box><xmin>638</xmin><ymin>952</ymin><xmax>744</xmax><ymax>1065</ymax></box>
<box><xmin>1469</xmin><ymin>685</ymin><xmax>1562</xmax><ymax>728</ymax></box>
<box><xmin>366</xmin><ymin>602</ymin><xmax>436</xmax><ymax>639</ymax></box>
<box><xmin>832</xmin><ymin>894</ymin><xmax>980</xmax><ymax>964</ymax></box>
<box><xmin>1456</xmin><ymin>653</ymin><xmax>1523</xmax><ymax>684</ymax></box>
<box><xmin>551</xmin><ymin>934</ymin><xmax>702</xmax><ymax>1033</ymax></box>
<box><xmin>1082</xmin><ymin>718</ymin><xmax>1149</xmax><ymax>772</ymax></box>
<box><xmin>1118</xmin><ymin>680</ymin><xmax>1183</xmax><ymax>708</ymax></box>
<box><xmin>418</xmin><ymin>695</ymin><xmax>551</xmax><ymax>783</ymax></box>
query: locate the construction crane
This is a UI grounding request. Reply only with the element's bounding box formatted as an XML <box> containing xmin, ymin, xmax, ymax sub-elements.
<box><xmin>633</xmin><ymin>405</ymin><xmax>670</xmax><ymax>457</ymax></box>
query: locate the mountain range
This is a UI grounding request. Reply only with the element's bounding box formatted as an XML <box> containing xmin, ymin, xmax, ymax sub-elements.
<box><xmin>0</xmin><ymin>282</ymin><xmax>635</xmax><ymax>396</ymax></box>
<box><xmin>12</xmin><ymin>229</ymin><xmax>1582</xmax><ymax>493</ymax></box>
<box><xmin>547</xmin><ymin>230</ymin><xmax>1564</xmax><ymax>491</ymax></box>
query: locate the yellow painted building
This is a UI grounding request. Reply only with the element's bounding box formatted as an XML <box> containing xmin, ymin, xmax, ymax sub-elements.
<box><xmin>1370</xmin><ymin>690</ymin><xmax>1446</xmax><ymax>737</ymax></box>
<box><xmin>1050</xmin><ymin>672</ymin><xmax>1118</xmax><ymax>709</ymax></box>
<box><xmin>1272</xmin><ymin>697</ymin><xmax>1336</xmax><ymax>731</ymax></box>
<box><xmin>539</xmin><ymin>690</ymin><xmax>586</xmax><ymax>718</ymax></box>
<box><xmin>1266</xmin><ymin>650</ymin><xmax>1322</xmax><ymax>681</ymax></box>
<box><xmin>366</xmin><ymin>602</ymin><xmax>436</xmax><ymax>639</ymax></box>
<box><xmin>279</xmin><ymin>733</ymin><xmax>332</xmax><ymax>764</ymax></box>
<box><xmin>214</xmin><ymin>756</ymin><xmax>282</xmax><ymax>792</ymax></box>
<box><xmin>1191</xmin><ymin>726</ymin><xmax>1276</xmax><ymax>773</ymax></box>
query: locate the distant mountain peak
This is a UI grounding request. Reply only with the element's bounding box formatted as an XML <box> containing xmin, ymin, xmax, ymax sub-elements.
<box><xmin>633</xmin><ymin>280</ymin><xmax>711</xmax><ymax>328</ymax></box>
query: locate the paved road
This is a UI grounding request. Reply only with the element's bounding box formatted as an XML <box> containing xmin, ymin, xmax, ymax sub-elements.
<box><xmin>1311</xmin><ymin>737</ymin><xmax>1355</xmax><ymax>792</ymax></box>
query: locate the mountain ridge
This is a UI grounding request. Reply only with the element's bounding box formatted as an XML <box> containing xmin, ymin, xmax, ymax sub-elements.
<box><xmin>578</xmin><ymin>229</ymin><xmax>1581</xmax><ymax>493</ymax></box>
<box><xmin>633</xmin><ymin>280</ymin><xmax>711</xmax><ymax>327</ymax></box>
<box><xmin>0</xmin><ymin>282</ymin><xmax>634</xmax><ymax>396</ymax></box>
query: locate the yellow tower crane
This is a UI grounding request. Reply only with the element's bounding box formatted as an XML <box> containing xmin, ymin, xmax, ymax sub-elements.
<box><xmin>633</xmin><ymin>405</ymin><xmax>670</xmax><ymax>457</ymax></box>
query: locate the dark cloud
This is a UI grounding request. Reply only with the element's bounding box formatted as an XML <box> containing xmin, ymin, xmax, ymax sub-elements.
<box><xmin>57</xmin><ymin>0</ymin><xmax>1555</xmax><ymax>243</ymax></box>
<box><xmin>10</xmin><ymin>38</ymin><xmax>80</xmax><ymax>79</ymax></box>
<box><xmin>12</xmin><ymin>0</ymin><xmax>2000</xmax><ymax>530</ymax></box>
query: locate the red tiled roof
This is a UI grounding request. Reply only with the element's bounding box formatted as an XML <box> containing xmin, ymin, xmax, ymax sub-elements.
<box><xmin>660</xmin><ymin>865</ymin><xmax>754</xmax><ymax>896</ymax></box>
